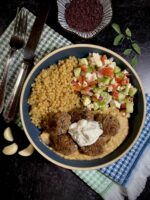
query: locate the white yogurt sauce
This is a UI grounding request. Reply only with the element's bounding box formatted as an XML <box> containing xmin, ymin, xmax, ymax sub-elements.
<box><xmin>68</xmin><ymin>119</ymin><xmax>103</xmax><ymax>147</ymax></box>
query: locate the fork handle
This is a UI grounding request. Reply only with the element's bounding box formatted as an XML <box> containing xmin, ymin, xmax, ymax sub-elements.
<box><xmin>0</xmin><ymin>48</ymin><xmax>16</xmax><ymax>113</ymax></box>
<box><xmin>3</xmin><ymin>61</ymin><xmax>30</xmax><ymax>123</ymax></box>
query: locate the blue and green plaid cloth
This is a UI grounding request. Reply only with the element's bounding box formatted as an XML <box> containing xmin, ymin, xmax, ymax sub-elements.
<box><xmin>100</xmin><ymin>94</ymin><xmax>150</xmax><ymax>185</ymax></box>
<box><xmin>0</xmin><ymin>8</ymin><xmax>150</xmax><ymax>199</ymax></box>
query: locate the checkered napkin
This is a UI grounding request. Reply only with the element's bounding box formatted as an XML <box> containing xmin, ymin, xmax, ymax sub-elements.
<box><xmin>100</xmin><ymin>94</ymin><xmax>150</xmax><ymax>185</ymax></box>
<box><xmin>1</xmin><ymin>8</ymin><xmax>150</xmax><ymax>200</ymax></box>
<box><xmin>73</xmin><ymin>95</ymin><xmax>150</xmax><ymax>180</ymax></box>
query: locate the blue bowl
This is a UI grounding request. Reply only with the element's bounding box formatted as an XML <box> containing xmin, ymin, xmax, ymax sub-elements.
<box><xmin>20</xmin><ymin>44</ymin><xmax>146</xmax><ymax>170</ymax></box>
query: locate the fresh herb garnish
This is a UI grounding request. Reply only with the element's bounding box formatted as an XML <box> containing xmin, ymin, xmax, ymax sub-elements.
<box><xmin>125</xmin><ymin>27</ymin><xmax>132</xmax><ymax>37</ymax></box>
<box><xmin>112</xmin><ymin>23</ymin><xmax>141</xmax><ymax>67</ymax></box>
<box><xmin>113</xmin><ymin>34</ymin><xmax>124</xmax><ymax>46</ymax></box>
<box><xmin>132</xmin><ymin>43</ymin><xmax>141</xmax><ymax>55</ymax></box>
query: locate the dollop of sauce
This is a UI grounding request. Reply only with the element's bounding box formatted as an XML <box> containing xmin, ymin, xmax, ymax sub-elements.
<box><xmin>68</xmin><ymin>119</ymin><xmax>103</xmax><ymax>147</ymax></box>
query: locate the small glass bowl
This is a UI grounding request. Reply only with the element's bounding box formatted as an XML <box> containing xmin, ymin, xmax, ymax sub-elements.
<box><xmin>57</xmin><ymin>0</ymin><xmax>113</xmax><ymax>39</ymax></box>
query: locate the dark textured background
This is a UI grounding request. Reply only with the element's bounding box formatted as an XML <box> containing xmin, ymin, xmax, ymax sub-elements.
<box><xmin>0</xmin><ymin>0</ymin><xmax>150</xmax><ymax>199</ymax></box>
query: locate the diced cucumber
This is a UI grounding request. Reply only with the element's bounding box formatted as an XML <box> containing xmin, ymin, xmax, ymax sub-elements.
<box><xmin>114</xmin><ymin>66</ymin><xmax>121</xmax><ymax>73</ymax></box>
<box><xmin>100</xmin><ymin>92</ymin><xmax>111</xmax><ymax>104</ymax></box>
<box><xmin>93</xmin><ymin>102</ymin><xmax>100</xmax><ymax>110</ymax></box>
<box><xmin>79</xmin><ymin>58</ymin><xmax>88</xmax><ymax>66</ymax></box>
<box><xmin>122</xmin><ymin>85</ymin><xmax>130</xmax><ymax>95</ymax></box>
<box><xmin>93</xmin><ymin>88</ymin><xmax>103</xmax><ymax>94</ymax></box>
<box><xmin>98</xmin><ymin>104</ymin><xmax>108</xmax><ymax>110</ymax></box>
<box><xmin>87</xmin><ymin>65</ymin><xmax>95</xmax><ymax>73</ymax></box>
<box><xmin>129</xmin><ymin>87</ymin><xmax>137</xmax><ymax>97</ymax></box>
<box><xmin>93</xmin><ymin>101</ymin><xmax>108</xmax><ymax>110</ymax></box>
<box><xmin>74</xmin><ymin>68</ymin><xmax>81</xmax><ymax>77</ymax></box>
<box><xmin>126</xmin><ymin>102</ymin><xmax>134</xmax><ymax>113</ymax></box>
<box><xmin>118</xmin><ymin>93</ymin><xmax>126</xmax><ymax>101</ymax></box>
<box><xmin>115</xmin><ymin>72</ymin><xmax>124</xmax><ymax>79</ymax></box>
<box><xmin>101</xmin><ymin>76</ymin><xmax>111</xmax><ymax>85</ymax></box>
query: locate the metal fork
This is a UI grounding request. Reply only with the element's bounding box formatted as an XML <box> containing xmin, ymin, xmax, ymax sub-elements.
<box><xmin>0</xmin><ymin>8</ymin><xmax>27</xmax><ymax>113</ymax></box>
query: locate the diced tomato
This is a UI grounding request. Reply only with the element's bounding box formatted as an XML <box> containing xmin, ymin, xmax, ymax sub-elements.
<box><xmin>79</xmin><ymin>75</ymin><xmax>85</xmax><ymax>85</ymax></box>
<box><xmin>101</xmin><ymin>55</ymin><xmax>107</xmax><ymax>64</ymax></box>
<box><xmin>81</xmin><ymin>65</ymin><xmax>87</xmax><ymax>72</ymax></box>
<box><xmin>112</xmin><ymin>90</ymin><xmax>119</xmax><ymax>99</ymax></box>
<box><xmin>111</xmin><ymin>84</ymin><xmax>118</xmax><ymax>90</ymax></box>
<box><xmin>82</xmin><ymin>86</ymin><xmax>91</xmax><ymax>94</ymax></box>
<box><xmin>101</xmin><ymin>67</ymin><xmax>114</xmax><ymax>77</ymax></box>
<box><xmin>88</xmin><ymin>80</ymin><xmax>98</xmax><ymax>86</ymax></box>
<box><xmin>73</xmin><ymin>84</ymin><xmax>81</xmax><ymax>91</ymax></box>
<box><xmin>121</xmin><ymin>78</ymin><xmax>129</xmax><ymax>85</ymax></box>
<box><xmin>115</xmin><ymin>77</ymin><xmax>122</xmax><ymax>84</ymax></box>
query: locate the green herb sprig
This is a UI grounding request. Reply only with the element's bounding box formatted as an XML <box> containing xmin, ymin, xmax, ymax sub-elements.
<box><xmin>112</xmin><ymin>23</ymin><xmax>141</xmax><ymax>67</ymax></box>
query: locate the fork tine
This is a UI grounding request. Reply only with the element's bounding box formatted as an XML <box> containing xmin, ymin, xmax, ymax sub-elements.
<box><xmin>18</xmin><ymin>9</ymin><xmax>24</xmax><ymax>37</ymax></box>
<box><xmin>18</xmin><ymin>8</ymin><xmax>28</xmax><ymax>40</ymax></box>
<box><xmin>13</xmin><ymin>7</ymin><xmax>20</xmax><ymax>35</ymax></box>
<box><xmin>18</xmin><ymin>9</ymin><xmax>23</xmax><ymax>36</ymax></box>
<box><xmin>21</xmin><ymin>9</ymin><xmax>26</xmax><ymax>38</ymax></box>
<box><xmin>23</xmin><ymin>10</ymin><xmax>28</xmax><ymax>37</ymax></box>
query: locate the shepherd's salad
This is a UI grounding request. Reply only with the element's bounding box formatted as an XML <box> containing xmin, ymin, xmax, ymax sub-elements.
<box><xmin>71</xmin><ymin>53</ymin><xmax>137</xmax><ymax>115</ymax></box>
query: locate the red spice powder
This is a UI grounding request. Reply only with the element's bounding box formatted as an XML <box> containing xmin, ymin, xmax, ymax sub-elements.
<box><xmin>65</xmin><ymin>0</ymin><xmax>103</xmax><ymax>32</ymax></box>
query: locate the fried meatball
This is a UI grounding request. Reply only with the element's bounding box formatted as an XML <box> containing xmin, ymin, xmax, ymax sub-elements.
<box><xmin>82</xmin><ymin>109</ymin><xmax>94</xmax><ymax>120</ymax></box>
<box><xmin>94</xmin><ymin>113</ymin><xmax>107</xmax><ymax>123</ymax></box>
<box><xmin>50</xmin><ymin>131</ymin><xmax>78</xmax><ymax>155</ymax></box>
<box><xmin>80</xmin><ymin>136</ymin><xmax>110</xmax><ymax>156</ymax></box>
<box><xmin>49</xmin><ymin>112</ymin><xmax>71</xmax><ymax>135</ymax></box>
<box><xmin>70</xmin><ymin>108</ymin><xmax>94</xmax><ymax>123</ymax></box>
<box><xmin>102</xmin><ymin>115</ymin><xmax>120</xmax><ymax>136</ymax></box>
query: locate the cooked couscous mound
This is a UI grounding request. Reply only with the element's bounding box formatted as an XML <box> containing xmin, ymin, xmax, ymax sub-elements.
<box><xmin>28</xmin><ymin>56</ymin><xmax>81</xmax><ymax>128</ymax></box>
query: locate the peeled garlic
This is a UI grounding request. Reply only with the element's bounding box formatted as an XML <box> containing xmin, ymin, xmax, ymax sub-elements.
<box><xmin>3</xmin><ymin>127</ymin><xmax>14</xmax><ymax>142</ymax></box>
<box><xmin>18</xmin><ymin>144</ymin><xmax>34</xmax><ymax>157</ymax></box>
<box><xmin>40</xmin><ymin>132</ymin><xmax>50</xmax><ymax>145</ymax></box>
<box><xmin>2</xmin><ymin>143</ymin><xmax>18</xmax><ymax>155</ymax></box>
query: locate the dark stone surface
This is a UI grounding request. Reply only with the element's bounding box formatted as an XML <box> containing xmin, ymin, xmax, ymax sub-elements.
<box><xmin>0</xmin><ymin>0</ymin><xmax>150</xmax><ymax>200</ymax></box>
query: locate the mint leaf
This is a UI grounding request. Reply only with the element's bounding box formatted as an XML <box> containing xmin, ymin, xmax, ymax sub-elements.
<box><xmin>125</xmin><ymin>28</ymin><xmax>132</xmax><ymax>37</ymax></box>
<box><xmin>132</xmin><ymin>43</ymin><xmax>141</xmax><ymax>55</ymax></box>
<box><xmin>113</xmin><ymin>34</ymin><xmax>124</xmax><ymax>46</ymax></box>
<box><xmin>131</xmin><ymin>56</ymin><xmax>138</xmax><ymax>67</ymax></box>
<box><xmin>112</xmin><ymin>23</ymin><xmax>121</xmax><ymax>34</ymax></box>
<box><xmin>123</xmin><ymin>48</ymin><xmax>132</xmax><ymax>56</ymax></box>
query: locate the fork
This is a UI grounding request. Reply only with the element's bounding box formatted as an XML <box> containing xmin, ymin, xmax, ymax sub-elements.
<box><xmin>0</xmin><ymin>8</ymin><xmax>27</xmax><ymax>113</ymax></box>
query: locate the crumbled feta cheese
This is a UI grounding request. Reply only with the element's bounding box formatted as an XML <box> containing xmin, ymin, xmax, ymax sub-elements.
<box><xmin>79</xmin><ymin>58</ymin><xmax>88</xmax><ymax>66</ymax></box>
<box><xmin>92</xmin><ymin>53</ymin><xmax>103</xmax><ymax>67</ymax></box>
<box><xmin>82</xmin><ymin>96</ymin><xmax>91</xmax><ymax>106</ymax></box>
<box><xmin>86</xmin><ymin>72</ymin><xmax>97</xmax><ymax>82</ymax></box>
<box><xmin>104</xmin><ymin>59</ymin><xmax>111</xmax><ymax>65</ymax></box>
<box><xmin>108</xmin><ymin>86</ymin><xmax>113</xmax><ymax>92</ymax></box>
<box><xmin>109</xmin><ymin>62</ymin><xmax>116</xmax><ymax>69</ymax></box>
<box><xmin>122</xmin><ymin>69</ymin><xmax>128</xmax><ymax>74</ymax></box>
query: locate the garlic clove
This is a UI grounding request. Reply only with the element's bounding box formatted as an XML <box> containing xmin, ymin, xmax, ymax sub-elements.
<box><xmin>3</xmin><ymin>127</ymin><xmax>14</xmax><ymax>142</ymax></box>
<box><xmin>40</xmin><ymin>132</ymin><xmax>50</xmax><ymax>145</ymax></box>
<box><xmin>18</xmin><ymin>144</ymin><xmax>34</xmax><ymax>157</ymax></box>
<box><xmin>2</xmin><ymin>143</ymin><xmax>18</xmax><ymax>155</ymax></box>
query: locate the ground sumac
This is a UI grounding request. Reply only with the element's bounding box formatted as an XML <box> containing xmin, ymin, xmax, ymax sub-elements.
<box><xmin>65</xmin><ymin>0</ymin><xmax>103</xmax><ymax>32</ymax></box>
